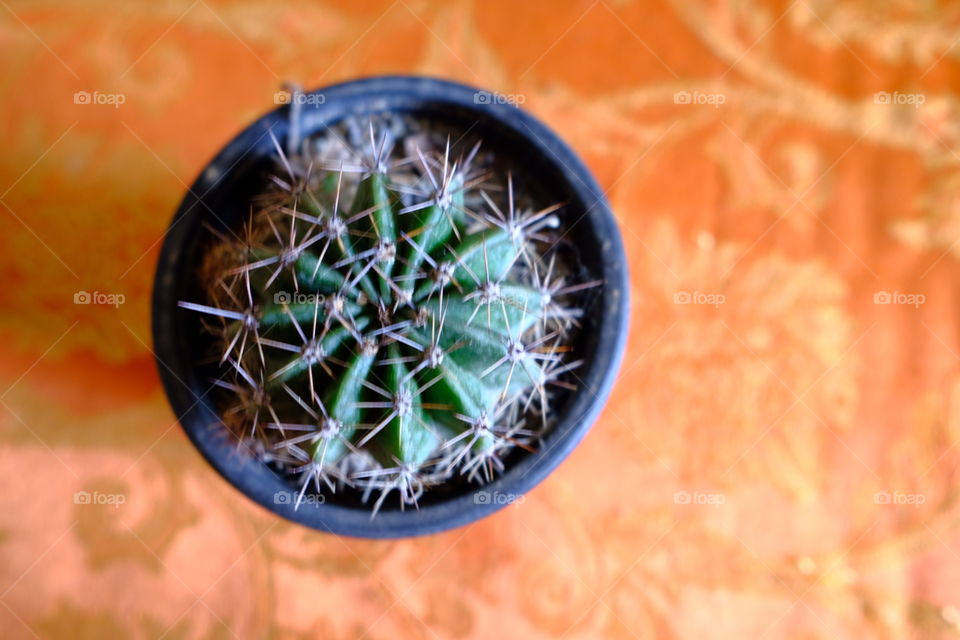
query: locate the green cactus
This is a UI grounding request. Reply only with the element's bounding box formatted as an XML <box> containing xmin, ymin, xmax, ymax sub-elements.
<box><xmin>179</xmin><ymin>117</ymin><xmax>594</xmax><ymax>514</ymax></box>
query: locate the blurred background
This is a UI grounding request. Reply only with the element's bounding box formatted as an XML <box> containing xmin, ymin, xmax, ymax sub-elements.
<box><xmin>2</xmin><ymin>0</ymin><xmax>960</xmax><ymax>638</ymax></box>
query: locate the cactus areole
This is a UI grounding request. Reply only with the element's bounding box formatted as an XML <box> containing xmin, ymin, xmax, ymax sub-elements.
<box><xmin>152</xmin><ymin>77</ymin><xmax>628</xmax><ymax>537</ymax></box>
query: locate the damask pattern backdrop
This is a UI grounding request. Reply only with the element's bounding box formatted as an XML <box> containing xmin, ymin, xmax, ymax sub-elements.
<box><xmin>1</xmin><ymin>0</ymin><xmax>960</xmax><ymax>638</ymax></box>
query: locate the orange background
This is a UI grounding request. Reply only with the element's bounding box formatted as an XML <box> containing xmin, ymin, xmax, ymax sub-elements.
<box><xmin>3</xmin><ymin>0</ymin><xmax>960</xmax><ymax>638</ymax></box>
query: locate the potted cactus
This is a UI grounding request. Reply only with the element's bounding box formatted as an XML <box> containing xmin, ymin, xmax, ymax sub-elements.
<box><xmin>152</xmin><ymin>77</ymin><xmax>628</xmax><ymax>537</ymax></box>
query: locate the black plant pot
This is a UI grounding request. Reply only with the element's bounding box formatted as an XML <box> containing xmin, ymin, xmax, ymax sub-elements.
<box><xmin>152</xmin><ymin>76</ymin><xmax>629</xmax><ymax>538</ymax></box>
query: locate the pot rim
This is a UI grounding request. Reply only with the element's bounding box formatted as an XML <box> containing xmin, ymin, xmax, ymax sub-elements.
<box><xmin>151</xmin><ymin>75</ymin><xmax>629</xmax><ymax>538</ymax></box>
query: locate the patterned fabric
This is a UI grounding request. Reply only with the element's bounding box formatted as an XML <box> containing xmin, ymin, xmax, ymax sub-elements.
<box><xmin>2</xmin><ymin>0</ymin><xmax>959</xmax><ymax>637</ymax></box>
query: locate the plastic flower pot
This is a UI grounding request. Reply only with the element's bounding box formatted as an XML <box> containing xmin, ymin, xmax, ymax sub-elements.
<box><xmin>151</xmin><ymin>76</ymin><xmax>628</xmax><ymax>538</ymax></box>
